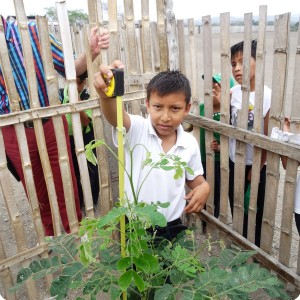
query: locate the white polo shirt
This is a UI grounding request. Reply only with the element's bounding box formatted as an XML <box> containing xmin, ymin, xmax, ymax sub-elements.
<box><xmin>113</xmin><ymin>114</ymin><xmax>203</xmax><ymax>222</ymax></box>
<box><xmin>229</xmin><ymin>85</ymin><xmax>271</xmax><ymax>165</ymax></box>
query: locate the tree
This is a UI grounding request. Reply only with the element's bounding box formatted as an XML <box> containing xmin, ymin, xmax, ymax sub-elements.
<box><xmin>44</xmin><ymin>7</ymin><xmax>88</xmax><ymax>26</ymax></box>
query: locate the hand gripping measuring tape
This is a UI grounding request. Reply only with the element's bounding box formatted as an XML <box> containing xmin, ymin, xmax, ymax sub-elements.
<box><xmin>104</xmin><ymin>68</ymin><xmax>125</xmax><ymax>97</ymax></box>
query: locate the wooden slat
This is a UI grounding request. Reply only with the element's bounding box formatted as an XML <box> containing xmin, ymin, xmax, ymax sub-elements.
<box><xmin>232</xmin><ymin>13</ymin><xmax>253</xmax><ymax>236</ymax></box>
<box><xmin>261</xmin><ymin>13</ymin><xmax>290</xmax><ymax>253</ymax></box>
<box><xmin>219</xmin><ymin>12</ymin><xmax>231</xmax><ymax>231</ymax></box>
<box><xmin>141</xmin><ymin>0</ymin><xmax>153</xmax><ymax>73</ymax></box>
<box><xmin>202</xmin><ymin>15</ymin><xmax>215</xmax><ymax>218</ymax></box>
<box><xmin>150</xmin><ymin>22</ymin><xmax>160</xmax><ymax>72</ymax></box>
<box><xmin>166</xmin><ymin>0</ymin><xmax>179</xmax><ymax>70</ymax></box>
<box><xmin>279</xmin><ymin>15</ymin><xmax>300</xmax><ymax>268</ymax></box>
<box><xmin>177</xmin><ymin>19</ymin><xmax>186</xmax><ymax>74</ymax></box>
<box><xmin>156</xmin><ymin>0</ymin><xmax>168</xmax><ymax>71</ymax></box>
<box><xmin>56</xmin><ymin>1</ymin><xmax>84</xmax><ymax>227</ymax></box>
<box><xmin>247</xmin><ymin>5</ymin><xmax>267</xmax><ymax>244</ymax></box>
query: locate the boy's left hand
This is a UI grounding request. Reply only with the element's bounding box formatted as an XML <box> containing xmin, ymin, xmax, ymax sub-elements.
<box><xmin>184</xmin><ymin>181</ymin><xmax>210</xmax><ymax>213</ymax></box>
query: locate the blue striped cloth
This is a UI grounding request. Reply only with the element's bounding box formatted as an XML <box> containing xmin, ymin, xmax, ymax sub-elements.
<box><xmin>0</xmin><ymin>16</ymin><xmax>65</xmax><ymax>114</ymax></box>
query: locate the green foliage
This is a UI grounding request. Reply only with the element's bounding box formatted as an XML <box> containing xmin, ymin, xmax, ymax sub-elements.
<box><xmin>44</xmin><ymin>7</ymin><xmax>88</xmax><ymax>26</ymax></box>
<box><xmin>9</xmin><ymin>140</ymin><xmax>290</xmax><ymax>299</ymax></box>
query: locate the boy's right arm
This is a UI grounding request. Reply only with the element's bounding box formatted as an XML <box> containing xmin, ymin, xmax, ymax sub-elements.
<box><xmin>93</xmin><ymin>60</ymin><xmax>131</xmax><ymax>131</ymax></box>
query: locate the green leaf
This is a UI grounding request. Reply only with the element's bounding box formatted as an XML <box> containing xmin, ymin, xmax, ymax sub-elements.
<box><xmin>133</xmin><ymin>257</ymin><xmax>150</xmax><ymax>273</ymax></box>
<box><xmin>220</xmin><ymin>248</ymin><xmax>256</xmax><ymax>268</ymax></box>
<box><xmin>161</xmin><ymin>165</ymin><xmax>173</xmax><ymax>171</ymax></box>
<box><xmin>169</xmin><ymin>269</ymin><xmax>186</xmax><ymax>284</ymax></box>
<box><xmin>119</xmin><ymin>270</ymin><xmax>133</xmax><ymax>291</ymax></box>
<box><xmin>110</xmin><ymin>285</ymin><xmax>122</xmax><ymax>300</ymax></box>
<box><xmin>62</xmin><ymin>262</ymin><xmax>84</xmax><ymax>276</ymax></box>
<box><xmin>97</xmin><ymin>207</ymin><xmax>127</xmax><ymax>228</ymax></box>
<box><xmin>117</xmin><ymin>257</ymin><xmax>132</xmax><ymax>270</ymax></box>
<box><xmin>69</xmin><ymin>280</ymin><xmax>83</xmax><ymax>289</ymax></box>
<box><xmin>156</xmin><ymin>201</ymin><xmax>170</xmax><ymax>208</ymax></box>
<box><xmin>185</xmin><ymin>167</ymin><xmax>194</xmax><ymax>175</ymax></box>
<box><xmin>40</xmin><ymin>258</ymin><xmax>51</xmax><ymax>269</ymax></box>
<box><xmin>148</xmin><ymin>211</ymin><xmax>167</xmax><ymax>227</ymax></box>
<box><xmin>140</xmin><ymin>253</ymin><xmax>159</xmax><ymax>273</ymax></box>
<box><xmin>132</xmin><ymin>271</ymin><xmax>145</xmax><ymax>292</ymax></box>
<box><xmin>16</xmin><ymin>268</ymin><xmax>32</xmax><ymax>284</ymax></box>
<box><xmin>50</xmin><ymin>275</ymin><xmax>71</xmax><ymax>298</ymax></box>
<box><xmin>29</xmin><ymin>261</ymin><xmax>42</xmax><ymax>272</ymax></box>
<box><xmin>159</xmin><ymin>158</ymin><xmax>169</xmax><ymax>166</ymax></box>
<box><xmin>154</xmin><ymin>284</ymin><xmax>174</xmax><ymax>300</ymax></box>
<box><xmin>32</xmin><ymin>269</ymin><xmax>48</xmax><ymax>281</ymax></box>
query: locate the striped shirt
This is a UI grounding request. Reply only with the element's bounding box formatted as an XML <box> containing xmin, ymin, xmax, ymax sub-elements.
<box><xmin>0</xmin><ymin>16</ymin><xmax>65</xmax><ymax>114</ymax></box>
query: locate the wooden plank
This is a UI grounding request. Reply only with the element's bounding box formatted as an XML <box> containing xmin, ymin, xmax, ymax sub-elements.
<box><xmin>247</xmin><ymin>5</ymin><xmax>267</xmax><ymax>244</ymax></box>
<box><xmin>141</xmin><ymin>0</ymin><xmax>153</xmax><ymax>73</ymax></box>
<box><xmin>232</xmin><ymin>13</ymin><xmax>253</xmax><ymax>236</ymax></box>
<box><xmin>36</xmin><ymin>16</ymin><xmax>64</xmax><ymax>235</ymax></box>
<box><xmin>279</xmin><ymin>16</ymin><xmax>300</xmax><ymax>268</ymax></box>
<box><xmin>261</xmin><ymin>13</ymin><xmax>290</xmax><ymax>253</ymax></box>
<box><xmin>150</xmin><ymin>22</ymin><xmax>160</xmax><ymax>72</ymax></box>
<box><xmin>202</xmin><ymin>15</ymin><xmax>215</xmax><ymax>218</ymax></box>
<box><xmin>219</xmin><ymin>12</ymin><xmax>231</xmax><ymax>232</ymax></box>
<box><xmin>177</xmin><ymin>19</ymin><xmax>186</xmax><ymax>74</ymax></box>
<box><xmin>56</xmin><ymin>1</ymin><xmax>85</xmax><ymax>227</ymax></box>
<box><xmin>156</xmin><ymin>0</ymin><xmax>168</xmax><ymax>71</ymax></box>
<box><xmin>165</xmin><ymin>0</ymin><xmax>179</xmax><ymax>70</ymax></box>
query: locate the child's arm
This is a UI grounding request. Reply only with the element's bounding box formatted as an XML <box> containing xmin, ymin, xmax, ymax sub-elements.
<box><xmin>184</xmin><ymin>176</ymin><xmax>210</xmax><ymax>213</ymax></box>
<box><xmin>93</xmin><ymin>60</ymin><xmax>131</xmax><ymax>131</ymax></box>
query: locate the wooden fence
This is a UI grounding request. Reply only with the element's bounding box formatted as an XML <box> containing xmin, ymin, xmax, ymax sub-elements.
<box><xmin>0</xmin><ymin>0</ymin><xmax>300</xmax><ymax>298</ymax></box>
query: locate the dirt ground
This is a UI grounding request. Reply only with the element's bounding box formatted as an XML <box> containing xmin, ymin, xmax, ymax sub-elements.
<box><xmin>1</xmin><ymin>31</ymin><xmax>300</xmax><ymax>299</ymax></box>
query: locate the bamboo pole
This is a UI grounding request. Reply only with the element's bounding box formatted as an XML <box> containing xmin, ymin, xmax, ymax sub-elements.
<box><xmin>177</xmin><ymin>19</ymin><xmax>186</xmax><ymax>74</ymax></box>
<box><xmin>0</xmin><ymin>236</ymin><xmax>16</xmax><ymax>300</ymax></box>
<box><xmin>165</xmin><ymin>0</ymin><xmax>179</xmax><ymax>71</ymax></box>
<box><xmin>124</xmin><ymin>0</ymin><xmax>141</xmax><ymax>116</ymax></box>
<box><xmin>261</xmin><ymin>13</ymin><xmax>290</xmax><ymax>253</ymax></box>
<box><xmin>156</xmin><ymin>0</ymin><xmax>168</xmax><ymax>71</ymax></box>
<box><xmin>56</xmin><ymin>1</ymin><xmax>87</xmax><ymax>226</ymax></box>
<box><xmin>202</xmin><ymin>15</ymin><xmax>215</xmax><ymax>219</ymax></box>
<box><xmin>88</xmin><ymin>0</ymin><xmax>114</xmax><ymax>215</ymax></box>
<box><xmin>141</xmin><ymin>0</ymin><xmax>153</xmax><ymax>73</ymax></box>
<box><xmin>232</xmin><ymin>13</ymin><xmax>253</xmax><ymax>236</ymax></box>
<box><xmin>219</xmin><ymin>12</ymin><xmax>231</xmax><ymax>236</ymax></box>
<box><xmin>247</xmin><ymin>5</ymin><xmax>267</xmax><ymax>244</ymax></box>
<box><xmin>279</xmin><ymin>14</ymin><xmax>300</xmax><ymax>267</ymax></box>
<box><xmin>150</xmin><ymin>22</ymin><xmax>160</xmax><ymax>72</ymax></box>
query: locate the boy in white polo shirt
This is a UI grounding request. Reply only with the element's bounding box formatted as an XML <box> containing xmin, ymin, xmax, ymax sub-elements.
<box><xmin>94</xmin><ymin>60</ymin><xmax>210</xmax><ymax>240</ymax></box>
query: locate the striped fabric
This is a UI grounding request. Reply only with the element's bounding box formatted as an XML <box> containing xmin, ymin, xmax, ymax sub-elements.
<box><xmin>0</xmin><ymin>16</ymin><xmax>65</xmax><ymax>114</ymax></box>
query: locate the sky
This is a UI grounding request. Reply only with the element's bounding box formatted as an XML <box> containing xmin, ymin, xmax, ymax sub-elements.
<box><xmin>2</xmin><ymin>0</ymin><xmax>300</xmax><ymax>20</ymax></box>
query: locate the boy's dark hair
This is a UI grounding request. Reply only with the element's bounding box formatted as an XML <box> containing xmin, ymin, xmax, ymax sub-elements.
<box><xmin>146</xmin><ymin>70</ymin><xmax>191</xmax><ymax>105</ymax></box>
<box><xmin>78</xmin><ymin>70</ymin><xmax>88</xmax><ymax>82</ymax></box>
<box><xmin>231</xmin><ymin>40</ymin><xmax>257</xmax><ymax>60</ymax></box>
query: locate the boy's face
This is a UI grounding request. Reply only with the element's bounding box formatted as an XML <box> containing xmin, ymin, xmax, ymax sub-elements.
<box><xmin>146</xmin><ymin>92</ymin><xmax>191</xmax><ymax>139</ymax></box>
<box><xmin>231</xmin><ymin>51</ymin><xmax>256</xmax><ymax>85</ymax></box>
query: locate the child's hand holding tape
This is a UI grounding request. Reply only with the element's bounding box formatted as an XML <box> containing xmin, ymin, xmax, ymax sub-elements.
<box><xmin>93</xmin><ymin>60</ymin><xmax>125</xmax><ymax>98</ymax></box>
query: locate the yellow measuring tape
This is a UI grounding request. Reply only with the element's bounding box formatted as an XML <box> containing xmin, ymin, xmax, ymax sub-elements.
<box><xmin>105</xmin><ymin>68</ymin><xmax>126</xmax><ymax>267</ymax></box>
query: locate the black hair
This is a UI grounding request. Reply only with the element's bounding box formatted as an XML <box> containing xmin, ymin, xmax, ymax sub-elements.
<box><xmin>78</xmin><ymin>70</ymin><xmax>88</xmax><ymax>82</ymax></box>
<box><xmin>146</xmin><ymin>70</ymin><xmax>191</xmax><ymax>105</ymax></box>
<box><xmin>231</xmin><ymin>40</ymin><xmax>257</xmax><ymax>60</ymax></box>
